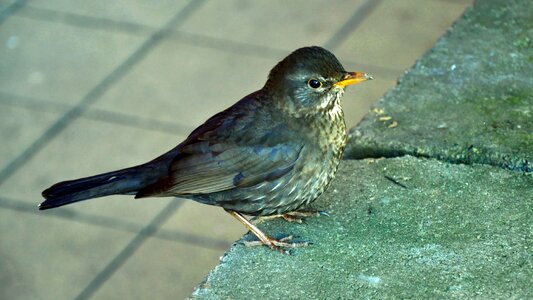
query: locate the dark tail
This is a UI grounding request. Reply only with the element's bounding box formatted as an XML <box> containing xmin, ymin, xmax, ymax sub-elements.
<box><xmin>39</xmin><ymin>165</ymin><xmax>161</xmax><ymax>210</ymax></box>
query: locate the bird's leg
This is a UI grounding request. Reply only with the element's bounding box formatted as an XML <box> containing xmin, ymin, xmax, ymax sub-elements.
<box><xmin>284</xmin><ymin>210</ymin><xmax>330</xmax><ymax>222</ymax></box>
<box><xmin>225</xmin><ymin>209</ymin><xmax>309</xmax><ymax>254</ymax></box>
<box><xmin>253</xmin><ymin>210</ymin><xmax>329</xmax><ymax>224</ymax></box>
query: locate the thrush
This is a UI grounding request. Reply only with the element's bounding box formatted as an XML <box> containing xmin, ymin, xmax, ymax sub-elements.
<box><xmin>39</xmin><ymin>46</ymin><xmax>372</xmax><ymax>253</ymax></box>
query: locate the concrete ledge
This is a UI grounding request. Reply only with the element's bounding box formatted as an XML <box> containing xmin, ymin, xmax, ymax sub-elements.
<box><xmin>345</xmin><ymin>0</ymin><xmax>532</xmax><ymax>172</ymax></box>
<box><xmin>192</xmin><ymin>1</ymin><xmax>532</xmax><ymax>298</ymax></box>
<box><xmin>193</xmin><ymin>157</ymin><xmax>532</xmax><ymax>299</ymax></box>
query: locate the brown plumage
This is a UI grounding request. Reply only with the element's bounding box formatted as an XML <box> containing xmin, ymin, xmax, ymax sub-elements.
<box><xmin>40</xmin><ymin>46</ymin><xmax>372</xmax><ymax>252</ymax></box>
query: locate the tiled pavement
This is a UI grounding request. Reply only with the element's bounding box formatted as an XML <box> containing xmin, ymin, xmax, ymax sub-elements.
<box><xmin>0</xmin><ymin>1</ymin><xmax>471</xmax><ymax>299</ymax></box>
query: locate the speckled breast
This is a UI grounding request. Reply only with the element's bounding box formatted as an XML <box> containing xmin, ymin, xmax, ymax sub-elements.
<box><xmin>196</xmin><ymin>99</ymin><xmax>347</xmax><ymax>216</ymax></box>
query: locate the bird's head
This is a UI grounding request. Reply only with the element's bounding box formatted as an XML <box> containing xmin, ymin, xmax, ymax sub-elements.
<box><xmin>265</xmin><ymin>46</ymin><xmax>372</xmax><ymax>117</ymax></box>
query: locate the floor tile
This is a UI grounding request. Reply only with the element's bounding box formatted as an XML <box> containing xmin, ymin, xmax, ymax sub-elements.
<box><xmin>179</xmin><ymin>0</ymin><xmax>367</xmax><ymax>50</ymax></box>
<box><xmin>161</xmin><ymin>201</ymin><xmax>245</xmax><ymax>248</ymax></box>
<box><xmin>337</xmin><ymin>0</ymin><xmax>471</xmax><ymax>124</ymax></box>
<box><xmin>0</xmin><ymin>208</ymin><xmax>135</xmax><ymax>299</ymax></box>
<box><xmin>92</xmin><ymin>236</ymin><xmax>224</xmax><ymax>300</ymax></box>
<box><xmin>0</xmin><ymin>116</ymin><xmax>184</xmax><ymax>224</ymax></box>
<box><xmin>337</xmin><ymin>0</ymin><xmax>471</xmax><ymax>71</ymax></box>
<box><xmin>27</xmin><ymin>0</ymin><xmax>185</xmax><ymax>28</ymax></box>
<box><xmin>0</xmin><ymin>16</ymin><xmax>145</xmax><ymax>104</ymax></box>
<box><xmin>0</xmin><ymin>103</ymin><xmax>64</xmax><ymax>171</ymax></box>
<box><xmin>92</xmin><ymin>41</ymin><xmax>275</xmax><ymax>127</ymax></box>
<box><xmin>90</xmin><ymin>39</ymin><xmax>391</xmax><ymax>128</ymax></box>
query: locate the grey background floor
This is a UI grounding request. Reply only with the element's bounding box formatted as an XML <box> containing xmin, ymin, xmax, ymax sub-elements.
<box><xmin>0</xmin><ymin>0</ymin><xmax>471</xmax><ymax>299</ymax></box>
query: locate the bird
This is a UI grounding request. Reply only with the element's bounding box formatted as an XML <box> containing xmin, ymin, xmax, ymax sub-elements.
<box><xmin>39</xmin><ymin>46</ymin><xmax>372</xmax><ymax>253</ymax></box>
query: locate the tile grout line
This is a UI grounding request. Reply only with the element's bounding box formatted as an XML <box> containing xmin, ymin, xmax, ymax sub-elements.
<box><xmin>0</xmin><ymin>91</ymin><xmax>196</xmax><ymax>136</ymax></box>
<box><xmin>74</xmin><ymin>200</ymin><xmax>184</xmax><ymax>300</ymax></box>
<box><xmin>0</xmin><ymin>198</ymin><xmax>225</xmax><ymax>248</ymax></box>
<box><xmin>0</xmin><ymin>0</ymin><xmax>207</xmax><ymax>185</ymax></box>
<box><xmin>0</xmin><ymin>0</ymin><xmax>26</xmax><ymax>26</ymax></box>
<box><xmin>324</xmin><ymin>0</ymin><xmax>383</xmax><ymax>51</ymax></box>
<box><xmin>0</xmin><ymin>196</ymin><xmax>231</xmax><ymax>250</ymax></box>
<box><xmin>15</xmin><ymin>3</ymin><xmax>401</xmax><ymax>76</ymax></box>
<box><xmin>16</xmin><ymin>4</ymin><xmax>281</xmax><ymax>58</ymax></box>
<box><xmin>18</xmin><ymin>5</ymin><xmax>151</xmax><ymax>34</ymax></box>
<box><xmin>70</xmin><ymin>2</ymin><xmax>208</xmax><ymax>298</ymax></box>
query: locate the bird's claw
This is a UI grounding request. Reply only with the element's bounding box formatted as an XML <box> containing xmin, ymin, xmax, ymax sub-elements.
<box><xmin>242</xmin><ymin>235</ymin><xmax>311</xmax><ymax>254</ymax></box>
<box><xmin>253</xmin><ymin>210</ymin><xmax>330</xmax><ymax>224</ymax></box>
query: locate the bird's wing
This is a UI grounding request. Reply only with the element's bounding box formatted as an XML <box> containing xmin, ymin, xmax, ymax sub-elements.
<box><xmin>135</xmin><ymin>95</ymin><xmax>304</xmax><ymax>198</ymax></box>
<box><xmin>166</xmin><ymin>140</ymin><xmax>303</xmax><ymax>195</ymax></box>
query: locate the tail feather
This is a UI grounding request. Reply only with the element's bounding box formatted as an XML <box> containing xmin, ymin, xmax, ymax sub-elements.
<box><xmin>39</xmin><ymin>166</ymin><xmax>157</xmax><ymax>210</ymax></box>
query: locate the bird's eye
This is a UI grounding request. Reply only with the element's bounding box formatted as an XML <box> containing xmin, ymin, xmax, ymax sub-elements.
<box><xmin>307</xmin><ymin>79</ymin><xmax>322</xmax><ymax>89</ymax></box>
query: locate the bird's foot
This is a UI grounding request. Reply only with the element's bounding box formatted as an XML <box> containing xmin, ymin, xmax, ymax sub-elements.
<box><xmin>254</xmin><ymin>210</ymin><xmax>329</xmax><ymax>224</ymax></box>
<box><xmin>226</xmin><ymin>209</ymin><xmax>315</xmax><ymax>254</ymax></box>
<box><xmin>242</xmin><ymin>235</ymin><xmax>310</xmax><ymax>254</ymax></box>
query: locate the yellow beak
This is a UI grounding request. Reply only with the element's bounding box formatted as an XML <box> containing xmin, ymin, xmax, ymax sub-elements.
<box><xmin>334</xmin><ymin>72</ymin><xmax>373</xmax><ymax>87</ymax></box>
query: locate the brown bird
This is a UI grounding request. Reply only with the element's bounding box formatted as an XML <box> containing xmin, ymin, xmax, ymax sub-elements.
<box><xmin>40</xmin><ymin>46</ymin><xmax>372</xmax><ymax>253</ymax></box>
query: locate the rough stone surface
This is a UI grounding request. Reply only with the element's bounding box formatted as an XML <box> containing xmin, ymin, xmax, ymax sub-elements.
<box><xmin>345</xmin><ymin>0</ymin><xmax>533</xmax><ymax>172</ymax></box>
<box><xmin>192</xmin><ymin>1</ymin><xmax>533</xmax><ymax>298</ymax></box>
<box><xmin>193</xmin><ymin>158</ymin><xmax>532</xmax><ymax>299</ymax></box>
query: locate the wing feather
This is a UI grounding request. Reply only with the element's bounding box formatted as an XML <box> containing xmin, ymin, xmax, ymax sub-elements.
<box><xmin>168</xmin><ymin>142</ymin><xmax>302</xmax><ymax>194</ymax></box>
<box><xmin>135</xmin><ymin>94</ymin><xmax>305</xmax><ymax>198</ymax></box>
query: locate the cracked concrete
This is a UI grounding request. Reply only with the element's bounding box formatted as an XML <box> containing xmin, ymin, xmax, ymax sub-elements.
<box><xmin>193</xmin><ymin>157</ymin><xmax>532</xmax><ymax>299</ymax></box>
<box><xmin>345</xmin><ymin>0</ymin><xmax>533</xmax><ymax>173</ymax></box>
<box><xmin>193</xmin><ymin>1</ymin><xmax>532</xmax><ymax>298</ymax></box>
